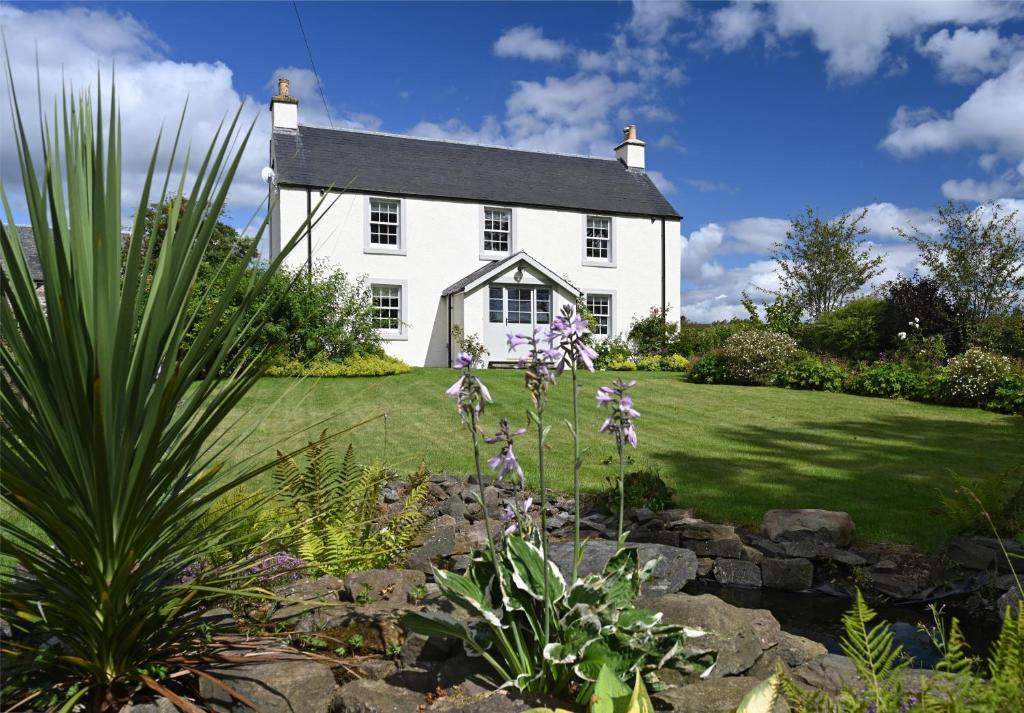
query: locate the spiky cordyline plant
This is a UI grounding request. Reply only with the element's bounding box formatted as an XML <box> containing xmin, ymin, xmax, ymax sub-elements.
<box><xmin>0</xmin><ymin>73</ymin><xmax>331</xmax><ymax>709</ymax></box>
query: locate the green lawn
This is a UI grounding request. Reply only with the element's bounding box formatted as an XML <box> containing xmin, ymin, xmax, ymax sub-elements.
<box><xmin>215</xmin><ymin>369</ymin><xmax>1024</xmax><ymax>550</ymax></box>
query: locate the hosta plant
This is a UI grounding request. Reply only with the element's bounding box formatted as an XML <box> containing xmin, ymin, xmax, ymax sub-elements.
<box><xmin>403</xmin><ymin>530</ymin><xmax>713</xmax><ymax>702</ymax></box>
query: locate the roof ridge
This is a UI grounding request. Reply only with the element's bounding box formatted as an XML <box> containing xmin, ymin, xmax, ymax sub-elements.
<box><xmin>289</xmin><ymin>124</ymin><xmax>619</xmax><ymax>163</ymax></box>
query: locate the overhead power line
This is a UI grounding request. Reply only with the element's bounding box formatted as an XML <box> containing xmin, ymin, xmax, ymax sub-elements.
<box><xmin>292</xmin><ymin>0</ymin><xmax>334</xmax><ymax>128</ymax></box>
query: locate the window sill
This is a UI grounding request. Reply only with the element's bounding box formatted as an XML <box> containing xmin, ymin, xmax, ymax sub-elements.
<box><xmin>479</xmin><ymin>250</ymin><xmax>512</xmax><ymax>261</ymax></box>
<box><xmin>364</xmin><ymin>246</ymin><xmax>407</xmax><ymax>256</ymax></box>
<box><xmin>378</xmin><ymin>331</ymin><xmax>409</xmax><ymax>341</ymax></box>
<box><xmin>581</xmin><ymin>259</ymin><xmax>616</xmax><ymax>268</ymax></box>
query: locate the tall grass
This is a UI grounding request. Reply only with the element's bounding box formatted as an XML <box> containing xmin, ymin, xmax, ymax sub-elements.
<box><xmin>0</xmin><ymin>72</ymin><xmax>320</xmax><ymax>708</ymax></box>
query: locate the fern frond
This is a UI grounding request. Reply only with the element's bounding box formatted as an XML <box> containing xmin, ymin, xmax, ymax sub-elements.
<box><xmin>935</xmin><ymin>616</ymin><xmax>974</xmax><ymax>676</ymax></box>
<box><xmin>839</xmin><ymin>591</ymin><xmax>908</xmax><ymax>709</ymax></box>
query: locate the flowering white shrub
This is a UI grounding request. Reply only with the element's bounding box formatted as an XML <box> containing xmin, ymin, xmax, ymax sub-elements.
<box><xmin>943</xmin><ymin>348</ymin><xmax>1014</xmax><ymax>405</ymax></box>
<box><xmin>719</xmin><ymin>329</ymin><xmax>799</xmax><ymax>385</ymax></box>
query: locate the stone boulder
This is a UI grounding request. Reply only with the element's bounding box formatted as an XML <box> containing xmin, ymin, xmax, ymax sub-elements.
<box><xmin>713</xmin><ymin>559</ymin><xmax>762</xmax><ymax>588</ymax></box>
<box><xmin>429</xmin><ymin>691</ymin><xmax>533</xmax><ymax>713</ymax></box>
<box><xmin>651</xmin><ymin>676</ymin><xmax>773</xmax><ymax>713</ymax></box>
<box><xmin>761</xmin><ymin>558</ymin><xmax>813</xmax><ymax>591</ymax></box>
<box><xmin>343</xmin><ymin>569</ymin><xmax>425</xmax><ymax>606</ymax></box>
<box><xmin>948</xmin><ymin>536</ymin><xmax>1024</xmax><ymax>573</ymax></box>
<box><xmin>332</xmin><ymin>679</ymin><xmax>424</xmax><ymax>713</ymax></box>
<box><xmin>997</xmin><ymin>587</ymin><xmax>1021</xmax><ymax>620</ymax></box>
<box><xmin>789</xmin><ymin>653</ymin><xmax>860</xmax><ymax>695</ymax></box>
<box><xmin>199</xmin><ymin>653</ymin><xmax>336</xmax><ymax>713</ymax></box>
<box><xmin>762</xmin><ymin>509</ymin><xmax>854</xmax><ymax>548</ymax></box>
<box><xmin>548</xmin><ymin>540</ymin><xmax>697</xmax><ymax>595</ymax></box>
<box><xmin>643</xmin><ymin>593</ymin><xmax>780</xmax><ymax>677</ymax></box>
<box><xmin>407</xmin><ymin>516</ymin><xmax>459</xmax><ymax>572</ymax></box>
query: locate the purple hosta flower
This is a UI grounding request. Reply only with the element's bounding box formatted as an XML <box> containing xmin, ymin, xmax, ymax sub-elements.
<box><xmin>484</xmin><ymin>417</ymin><xmax>528</xmax><ymax>487</ymax></box>
<box><xmin>249</xmin><ymin>551</ymin><xmax>306</xmax><ymax>586</ymax></box>
<box><xmin>447</xmin><ymin>351</ymin><xmax>492</xmax><ymax>421</ymax></box>
<box><xmin>501</xmin><ymin>496</ymin><xmax>534</xmax><ymax>534</ymax></box>
<box><xmin>898</xmin><ymin>697</ymin><xmax>919</xmax><ymax>713</ymax></box>
<box><xmin>548</xmin><ymin>304</ymin><xmax>597</xmax><ymax>374</ymax></box>
<box><xmin>508</xmin><ymin>326</ymin><xmax>558</xmax><ymax>407</ymax></box>
<box><xmin>597</xmin><ymin>378</ymin><xmax>640</xmax><ymax>448</ymax></box>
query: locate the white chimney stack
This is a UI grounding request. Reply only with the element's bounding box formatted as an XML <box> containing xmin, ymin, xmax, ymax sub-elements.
<box><xmin>614</xmin><ymin>124</ymin><xmax>645</xmax><ymax>171</ymax></box>
<box><xmin>270</xmin><ymin>77</ymin><xmax>299</xmax><ymax>131</ymax></box>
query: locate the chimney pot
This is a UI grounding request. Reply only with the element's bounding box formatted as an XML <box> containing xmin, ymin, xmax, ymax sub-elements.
<box><xmin>278</xmin><ymin>78</ymin><xmax>290</xmax><ymax>97</ymax></box>
<box><xmin>623</xmin><ymin>124</ymin><xmax>638</xmax><ymax>141</ymax></box>
<box><xmin>614</xmin><ymin>124</ymin><xmax>645</xmax><ymax>171</ymax></box>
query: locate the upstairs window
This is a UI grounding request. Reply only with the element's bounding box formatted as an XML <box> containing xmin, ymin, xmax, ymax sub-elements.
<box><xmin>482</xmin><ymin>207</ymin><xmax>512</xmax><ymax>255</ymax></box>
<box><xmin>586</xmin><ymin>293</ymin><xmax>612</xmax><ymax>336</ymax></box>
<box><xmin>371</xmin><ymin>284</ymin><xmax>402</xmax><ymax>333</ymax></box>
<box><xmin>369</xmin><ymin>198</ymin><xmax>401</xmax><ymax>248</ymax></box>
<box><xmin>585</xmin><ymin>215</ymin><xmax>612</xmax><ymax>262</ymax></box>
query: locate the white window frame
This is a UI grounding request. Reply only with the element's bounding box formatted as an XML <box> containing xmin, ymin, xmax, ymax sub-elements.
<box><xmin>479</xmin><ymin>205</ymin><xmax>515</xmax><ymax>260</ymax></box>
<box><xmin>364</xmin><ymin>196</ymin><xmax>407</xmax><ymax>255</ymax></box>
<box><xmin>370</xmin><ymin>280</ymin><xmax>408</xmax><ymax>340</ymax></box>
<box><xmin>584</xmin><ymin>290</ymin><xmax>615</xmax><ymax>338</ymax></box>
<box><xmin>582</xmin><ymin>214</ymin><xmax>615</xmax><ymax>267</ymax></box>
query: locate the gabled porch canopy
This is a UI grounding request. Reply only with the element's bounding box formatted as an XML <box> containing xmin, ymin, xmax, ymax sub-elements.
<box><xmin>441</xmin><ymin>251</ymin><xmax>582</xmax><ymax>298</ymax></box>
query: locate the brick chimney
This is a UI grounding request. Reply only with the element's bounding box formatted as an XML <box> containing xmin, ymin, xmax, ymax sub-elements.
<box><xmin>270</xmin><ymin>77</ymin><xmax>299</xmax><ymax>131</ymax></box>
<box><xmin>614</xmin><ymin>123</ymin><xmax>645</xmax><ymax>171</ymax></box>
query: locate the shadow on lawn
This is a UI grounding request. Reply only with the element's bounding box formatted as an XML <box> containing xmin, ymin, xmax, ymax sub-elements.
<box><xmin>647</xmin><ymin>412</ymin><xmax>1024</xmax><ymax>547</ymax></box>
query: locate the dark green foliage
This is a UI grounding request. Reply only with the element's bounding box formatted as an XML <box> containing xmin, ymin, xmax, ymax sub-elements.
<box><xmin>273</xmin><ymin>438</ymin><xmax>429</xmax><ymax>576</ymax></box>
<box><xmin>598</xmin><ymin>468</ymin><xmax>674</xmax><ymax>512</ymax></box>
<box><xmin>673</xmin><ymin>320</ymin><xmax>752</xmax><ymax>357</ymax></box>
<box><xmin>879</xmin><ymin>274</ymin><xmax>963</xmax><ymax>354</ymax></box>
<box><xmin>776</xmin><ymin>356</ymin><xmax>848</xmax><ymax>392</ymax></box>
<box><xmin>451</xmin><ymin>325</ymin><xmax>490</xmax><ymax>366</ymax></box>
<box><xmin>800</xmin><ymin>297</ymin><xmax>887</xmax><ymax>361</ymax></box>
<box><xmin>849</xmin><ymin>363</ymin><xmax>926</xmax><ymax>400</ymax></box>
<box><xmin>717</xmin><ymin>330</ymin><xmax>800</xmax><ymax>385</ymax></box>
<box><xmin>265</xmin><ymin>352</ymin><xmax>411</xmax><ymax>377</ymax></box>
<box><xmin>938</xmin><ymin>473</ymin><xmax>1024</xmax><ymax>538</ymax></box>
<box><xmin>595</xmin><ymin>335</ymin><xmax>633</xmax><ymax>369</ymax></box>
<box><xmin>772</xmin><ymin>207</ymin><xmax>885</xmax><ymax>319</ymax></box>
<box><xmin>968</xmin><ymin>311</ymin><xmax>1024</xmax><ymax>359</ymax></box>
<box><xmin>686</xmin><ymin>352</ymin><xmax>728</xmax><ymax>383</ymax></box>
<box><xmin>988</xmin><ymin>372</ymin><xmax>1024</xmax><ymax>415</ymax></box>
<box><xmin>742</xmin><ymin>291</ymin><xmax>804</xmax><ymax>337</ymax></box>
<box><xmin>628</xmin><ymin>307</ymin><xmax>678</xmax><ymax>356</ymax></box>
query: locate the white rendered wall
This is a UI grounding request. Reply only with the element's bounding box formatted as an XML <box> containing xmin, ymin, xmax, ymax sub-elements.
<box><xmin>275</xmin><ymin>187</ymin><xmax>680</xmax><ymax>366</ymax></box>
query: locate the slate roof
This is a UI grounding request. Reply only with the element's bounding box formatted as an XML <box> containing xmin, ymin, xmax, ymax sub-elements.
<box><xmin>272</xmin><ymin>126</ymin><xmax>680</xmax><ymax>219</ymax></box>
<box><xmin>441</xmin><ymin>251</ymin><xmax>580</xmax><ymax>297</ymax></box>
<box><xmin>1</xmin><ymin>226</ymin><xmax>44</xmax><ymax>284</ymax></box>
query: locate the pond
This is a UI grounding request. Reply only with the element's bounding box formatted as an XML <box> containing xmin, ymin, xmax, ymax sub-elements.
<box><xmin>686</xmin><ymin>581</ymin><xmax>1003</xmax><ymax>669</ymax></box>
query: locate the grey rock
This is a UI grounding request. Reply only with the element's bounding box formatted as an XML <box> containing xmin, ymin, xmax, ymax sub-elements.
<box><xmin>697</xmin><ymin>557</ymin><xmax>715</xmax><ymax>577</ymax></box>
<box><xmin>652</xmin><ymin>677</ymin><xmax>773</xmax><ymax>713</ymax></box>
<box><xmin>873</xmin><ymin>559</ymin><xmax>898</xmax><ymax>573</ymax></box>
<box><xmin>777</xmin><ymin>540</ymin><xmax>829</xmax><ymax>559</ymax></box>
<box><xmin>631</xmin><ymin>507</ymin><xmax>657</xmax><ymax>523</ymax></box>
<box><xmin>429</xmin><ymin>691</ymin><xmax>532</xmax><ymax>713</ymax></box>
<box><xmin>790</xmin><ymin>653</ymin><xmax>861</xmax><ymax>695</ymax></box>
<box><xmin>658</xmin><ymin>507</ymin><xmax>694</xmax><ymax>523</ymax></box>
<box><xmin>332</xmin><ymin>679</ymin><xmax>423</xmax><ymax>713</ymax></box>
<box><xmin>440</xmin><ymin>495</ymin><xmax>467</xmax><ymax>520</ymax></box>
<box><xmin>271</xmin><ymin>576</ymin><xmax>344</xmax><ymax>623</ymax></box>
<box><xmin>548</xmin><ymin>539</ymin><xmax>697</xmax><ymax>594</ymax></box>
<box><xmin>645</xmin><ymin>593</ymin><xmax>780</xmax><ymax>677</ymax></box>
<box><xmin>745</xmin><ymin>535</ymin><xmax>788</xmax><ymax>558</ymax></box>
<box><xmin>948</xmin><ymin>536</ymin><xmax>1024</xmax><ymax>573</ymax></box>
<box><xmin>741</xmin><ymin>545</ymin><xmax>765</xmax><ymax>564</ymax></box>
<box><xmin>343</xmin><ymin>569</ymin><xmax>425</xmax><ymax>606</ymax></box>
<box><xmin>679</xmin><ymin>522</ymin><xmax>737</xmax><ymax>541</ymax></box>
<box><xmin>399</xmin><ymin>631</ymin><xmax>457</xmax><ymax>667</ymax></box>
<box><xmin>762</xmin><ymin>509</ymin><xmax>855</xmax><ymax>547</ymax></box>
<box><xmin>762</xmin><ymin>558</ymin><xmax>813</xmax><ymax>591</ymax></box>
<box><xmin>827</xmin><ymin>549</ymin><xmax>868</xmax><ymax>567</ymax></box>
<box><xmin>200</xmin><ymin>654</ymin><xmax>336</xmax><ymax>713</ymax></box>
<box><xmin>123</xmin><ymin>698</ymin><xmax>179</xmax><ymax>713</ymax></box>
<box><xmin>869</xmin><ymin>571</ymin><xmax>920</xmax><ymax>599</ymax></box>
<box><xmin>682</xmin><ymin>537</ymin><xmax>746</xmax><ymax>559</ymax></box>
<box><xmin>754</xmin><ymin>631</ymin><xmax>828</xmax><ymax>671</ymax></box>
<box><xmin>629</xmin><ymin>530</ymin><xmax>681</xmax><ymax>547</ymax></box>
<box><xmin>408</xmin><ymin>518</ymin><xmax>459</xmax><ymax>572</ymax></box>
<box><xmin>428</xmin><ymin>482</ymin><xmax>450</xmax><ymax>500</ymax></box>
<box><xmin>997</xmin><ymin>587</ymin><xmax>1021</xmax><ymax>619</ymax></box>
<box><xmin>356</xmin><ymin>658</ymin><xmax>399</xmax><ymax>680</ymax></box>
<box><xmin>546</xmin><ymin>511</ymin><xmax>571</xmax><ymax>531</ymax></box>
<box><xmin>199</xmin><ymin>607</ymin><xmax>236</xmax><ymax>632</ymax></box>
<box><xmin>713</xmin><ymin>558</ymin><xmax>762</xmax><ymax>588</ymax></box>
<box><xmin>381</xmin><ymin>485</ymin><xmax>399</xmax><ymax>503</ymax></box>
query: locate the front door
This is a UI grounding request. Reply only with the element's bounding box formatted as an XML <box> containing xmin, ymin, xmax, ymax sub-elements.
<box><xmin>483</xmin><ymin>284</ymin><xmax>552</xmax><ymax>363</ymax></box>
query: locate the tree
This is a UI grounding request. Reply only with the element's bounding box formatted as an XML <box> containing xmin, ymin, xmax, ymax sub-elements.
<box><xmin>770</xmin><ymin>207</ymin><xmax>885</xmax><ymax>319</ymax></box>
<box><xmin>897</xmin><ymin>201</ymin><xmax>1024</xmax><ymax>325</ymax></box>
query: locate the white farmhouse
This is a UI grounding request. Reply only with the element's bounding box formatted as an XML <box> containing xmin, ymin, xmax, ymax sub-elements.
<box><xmin>267</xmin><ymin>79</ymin><xmax>681</xmax><ymax>367</ymax></box>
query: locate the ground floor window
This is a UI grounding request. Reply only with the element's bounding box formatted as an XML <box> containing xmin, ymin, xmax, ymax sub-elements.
<box><xmin>586</xmin><ymin>293</ymin><xmax>612</xmax><ymax>336</ymax></box>
<box><xmin>371</xmin><ymin>283</ymin><xmax>403</xmax><ymax>333</ymax></box>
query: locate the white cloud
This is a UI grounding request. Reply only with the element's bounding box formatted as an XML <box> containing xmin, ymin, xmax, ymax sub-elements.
<box><xmin>629</xmin><ymin>0</ymin><xmax>689</xmax><ymax>44</ymax></box>
<box><xmin>684</xmin><ymin>178</ymin><xmax>735</xmax><ymax>193</ymax></box>
<box><xmin>917</xmin><ymin>26</ymin><xmax>1022</xmax><ymax>83</ymax></box>
<box><xmin>494</xmin><ymin>25</ymin><xmax>570</xmax><ymax>62</ymax></box>
<box><xmin>268</xmin><ymin>68</ymin><xmax>381</xmax><ymax>130</ymax></box>
<box><xmin>941</xmin><ymin>176</ymin><xmax>1021</xmax><ymax>201</ymax></box>
<box><xmin>680</xmin><ymin>223</ymin><xmax>724</xmax><ymax>280</ymax></box>
<box><xmin>706</xmin><ymin>2</ymin><xmax>765</xmax><ymax>52</ymax></box>
<box><xmin>772</xmin><ymin>0</ymin><xmax>1020</xmax><ymax>80</ymax></box>
<box><xmin>0</xmin><ymin>5</ymin><xmax>271</xmax><ymax>220</ymax></box>
<box><xmin>722</xmin><ymin>217</ymin><xmax>790</xmax><ymax>253</ymax></box>
<box><xmin>882</xmin><ymin>53</ymin><xmax>1024</xmax><ymax>161</ymax></box>
<box><xmin>648</xmin><ymin>170</ymin><xmax>676</xmax><ymax>194</ymax></box>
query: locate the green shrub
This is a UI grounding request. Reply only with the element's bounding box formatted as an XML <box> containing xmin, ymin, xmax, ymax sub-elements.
<box><xmin>776</xmin><ymin>356</ymin><xmax>848</xmax><ymax>392</ymax></box>
<box><xmin>968</xmin><ymin>312</ymin><xmax>1024</xmax><ymax>359</ymax></box>
<box><xmin>687</xmin><ymin>352</ymin><xmax>728</xmax><ymax>383</ymax></box>
<box><xmin>451</xmin><ymin>325</ymin><xmax>489</xmax><ymax>367</ymax></box>
<box><xmin>605</xmin><ymin>356</ymin><xmax>638</xmax><ymax>371</ymax></box>
<box><xmin>938</xmin><ymin>470</ymin><xmax>1024</xmax><ymax>538</ymax></box>
<box><xmin>594</xmin><ymin>335</ymin><xmax>632</xmax><ymax>369</ymax></box>
<box><xmin>848</xmin><ymin>362</ymin><xmax>926</xmax><ymax>399</ymax></box>
<box><xmin>265</xmin><ymin>352</ymin><xmax>411</xmax><ymax>377</ymax></box>
<box><xmin>636</xmin><ymin>355</ymin><xmax>663</xmax><ymax>371</ymax></box>
<box><xmin>988</xmin><ymin>372</ymin><xmax>1024</xmax><ymax>415</ymax></box>
<box><xmin>662</xmin><ymin>354</ymin><xmax>690</xmax><ymax>372</ymax></box>
<box><xmin>673</xmin><ymin>320</ymin><xmax>751</xmax><ymax>356</ymax></box>
<box><xmin>799</xmin><ymin>296</ymin><xmax>886</xmax><ymax>361</ymax></box>
<box><xmin>628</xmin><ymin>307</ymin><xmax>678</xmax><ymax>356</ymax></box>
<box><xmin>892</xmin><ymin>332</ymin><xmax>948</xmax><ymax>372</ymax></box>
<box><xmin>718</xmin><ymin>329</ymin><xmax>800</xmax><ymax>385</ymax></box>
<box><xmin>274</xmin><ymin>438</ymin><xmax>429</xmax><ymax>576</ymax></box>
<box><xmin>597</xmin><ymin>469</ymin><xmax>674</xmax><ymax>512</ymax></box>
<box><xmin>942</xmin><ymin>348</ymin><xmax>1014</xmax><ymax>405</ymax></box>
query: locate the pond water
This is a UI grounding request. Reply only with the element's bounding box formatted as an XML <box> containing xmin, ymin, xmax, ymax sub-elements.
<box><xmin>686</xmin><ymin>581</ymin><xmax>1003</xmax><ymax>669</ymax></box>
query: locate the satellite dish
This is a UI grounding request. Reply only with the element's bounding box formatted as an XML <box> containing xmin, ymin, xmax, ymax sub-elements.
<box><xmin>261</xmin><ymin>166</ymin><xmax>275</xmax><ymax>184</ymax></box>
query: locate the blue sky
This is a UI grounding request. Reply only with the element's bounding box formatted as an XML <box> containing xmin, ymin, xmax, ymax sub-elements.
<box><xmin>3</xmin><ymin>1</ymin><xmax>1023</xmax><ymax>320</ymax></box>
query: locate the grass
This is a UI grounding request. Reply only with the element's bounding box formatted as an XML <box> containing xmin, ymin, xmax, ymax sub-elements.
<box><xmin>214</xmin><ymin>369</ymin><xmax>1024</xmax><ymax>550</ymax></box>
